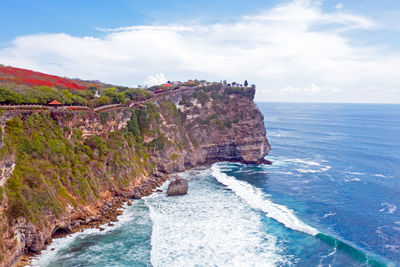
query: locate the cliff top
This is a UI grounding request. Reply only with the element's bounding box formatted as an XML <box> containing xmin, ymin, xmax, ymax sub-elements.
<box><xmin>0</xmin><ymin>65</ymin><xmax>255</xmax><ymax>110</ymax></box>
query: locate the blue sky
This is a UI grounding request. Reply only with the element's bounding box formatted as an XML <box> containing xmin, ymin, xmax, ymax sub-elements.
<box><xmin>1</xmin><ymin>0</ymin><xmax>398</xmax><ymax>44</ymax></box>
<box><xmin>1</xmin><ymin>0</ymin><xmax>399</xmax><ymax>103</ymax></box>
<box><xmin>0</xmin><ymin>0</ymin><xmax>280</xmax><ymax>44</ymax></box>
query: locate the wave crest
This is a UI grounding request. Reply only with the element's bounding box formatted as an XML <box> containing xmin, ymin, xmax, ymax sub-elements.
<box><xmin>211</xmin><ymin>164</ymin><xmax>319</xmax><ymax>236</ymax></box>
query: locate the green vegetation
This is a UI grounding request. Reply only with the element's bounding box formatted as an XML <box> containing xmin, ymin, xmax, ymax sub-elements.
<box><xmin>179</xmin><ymin>95</ymin><xmax>192</xmax><ymax>107</ymax></box>
<box><xmin>160</xmin><ymin>101</ymin><xmax>184</xmax><ymax>125</ymax></box>
<box><xmin>104</xmin><ymin>88</ymin><xmax>126</xmax><ymax>104</ymax></box>
<box><xmin>127</xmin><ymin>109</ymin><xmax>140</xmax><ymax>138</ymax></box>
<box><xmin>0</xmin><ymin>112</ymin><xmax>152</xmax><ymax>223</ymax></box>
<box><xmin>0</xmin><ymin>187</ymin><xmax>3</xmax><ymax>204</ymax></box>
<box><xmin>0</xmin><ymin>85</ymin><xmax>154</xmax><ymax>107</ymax></box>
<box><xmin>0</xmin><ymin>86</ymin><xmax>89</xmax><ymax>105</ymax></box>
<box><xmin>123</xmin><ymin>88</ymin><xmax>153</xmax><ymax>101</ymax></box>
<box><xmin>224</xmin><ymin>86</ymin><xmax>255</xmax><ymax>99</ymax></box>
<box><xmin>0</xmin><ymin>79</ymin><xmax>258</xmax><ymax>263</ymax></box>
<box><xmin>195</xmin><ymin>91</ymin><xmax>210</xmax><ymax>106</ymax></box>
<box><xmin>170</xmin><ymin>153</ymin><xmax>178</xmax><ymax>161</ymax></box>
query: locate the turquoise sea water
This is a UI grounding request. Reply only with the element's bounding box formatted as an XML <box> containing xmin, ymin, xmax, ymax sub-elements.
<box><xmin>30</xmin><ymin>103</ymin><xmax>400</xmax><ymax>266</ymax></box>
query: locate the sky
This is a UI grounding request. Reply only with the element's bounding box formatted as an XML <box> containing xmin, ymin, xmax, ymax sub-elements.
<box><xmin>0</xmin><ymin>0</ymin><xmax>399</xmax><ymax>103</ymax></box>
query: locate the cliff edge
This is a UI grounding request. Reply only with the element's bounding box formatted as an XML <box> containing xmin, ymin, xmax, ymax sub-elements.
<box><xmin>0</xmin><ymin>84</ymin><xmax>270</xmax><ymax>266</ymax></box>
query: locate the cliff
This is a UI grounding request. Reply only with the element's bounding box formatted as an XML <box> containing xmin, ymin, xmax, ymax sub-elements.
<box><xmin>0</xmin><ymin>84</ymin><xmax>270</xmax><ymax>266</ymax></box>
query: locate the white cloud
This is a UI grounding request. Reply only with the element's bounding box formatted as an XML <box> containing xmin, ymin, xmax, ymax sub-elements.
<box><xmin>141</xmin><ymin>73</ymin><xmax>167</xmax><ymax>87</ymax></box>
<box><xmin>336</xmin><ymin>3</ymin><xmax>344</xmax><ymax>10</ymax></box>
<box><xmin>0</xmin><ymin>0</ymin><xmax>398</xmax><ymax>103</ymax></box>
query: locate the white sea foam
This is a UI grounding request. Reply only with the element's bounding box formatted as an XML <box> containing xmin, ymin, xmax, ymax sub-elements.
<box><xmin>297</xmin><ymin>168</ymin><xmax>319</xmax><ymax>173</ymax></box>
<box><xmin>296</xmin><ymin>165</ymin><xmax>331</xmax><ymax>173</ymax></box>
<box><xmin>379</xmin><ymin>203</ymin><xmax>397</xmax><ymax>214</ymax></box>
<box><xmin>344</xmin><ymin>171</ymin><xmax>366</xmax><ymax>175</ymax></box>
<box><xmin>235</xmin><ymin>169</ymin><xmax>253</xmax><ymax>173</ymax></box>
<box><xmin>147</xmin><ymin>170</ymin><xmax>285</xmax><ymax>267</ymax></box>
<box><xmin>322</xmin><ymin>212</ymin><xmax>336</xmax><ymax>218</ymax></box>
<box><xmin>288</xmin><ymin>159</ymin><xmax>322</xmax><ymax>166</ymax></box>
<box><xmin>28</xmin><ymin>203</ymin><xmax>139</xmax><ymax>266</ymax></box>
<box><xmin>211</xmin><ymin>164</ymin><xmax>319</xmax><ymax>236</ymax></box>
<box><xmin>272</xmin><ymin>171</ymin><xmax>294</xmax><ymax>175</ymax></box>
<box><xmin>344</xmin><ymin>178</ymin><xmax>361</xmax><ymax>182</ymax></box>
<box><xmin>318</xmin><ymin>246</ymin><xmax>337</xmax><ymax>267</ymax></box>
<box><xmin>374</xmin><ymin>174</ymin><xmax>387</xmax><ymax>178</ymax></box>
<box><xmin>278</xmin><ymin>158</ymin><xmax>331</xmax><ymax>173</ymax></box>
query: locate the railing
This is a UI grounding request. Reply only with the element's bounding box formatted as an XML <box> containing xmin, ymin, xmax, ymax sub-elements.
<box><xmin>93</xmin><ymin>103</ymin><xmax>124</xmax><ymax>112</ymax></box>
<box><xmin>0</xmin><ymin>104</ymin><xmax>49</xmax><ymax>109</ymax></box>
<box><xmin>0</xmin><ymin>84</ymin><xmax>205</xmax><ymax>112</ymax></box>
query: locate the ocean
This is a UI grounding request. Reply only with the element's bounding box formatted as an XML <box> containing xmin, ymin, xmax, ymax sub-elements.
<box><xmin>29</xmin><ymin>102</ymin><xmax>400</xmax><ymax>266</ymax></box>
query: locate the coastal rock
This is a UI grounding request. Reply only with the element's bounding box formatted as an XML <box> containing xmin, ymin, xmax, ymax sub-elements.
<box><xmin>167</xmin><ymin>179</ymin><xmax>188</xmax><ymax>196</ymax></box>
<box><xmin>0</xmin><ymin>84</ymin><xmax>270</xmax><ymax>266</ymax></box>
<box><xmin>151</xmin><ymin>86</ymin><xmax>270</xmax><ymax>173</ymax></box>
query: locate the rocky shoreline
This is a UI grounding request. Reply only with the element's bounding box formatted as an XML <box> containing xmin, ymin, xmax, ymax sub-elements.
<box><xmin>1</xmin><ymin>84</ymin><xmax>271</xmax><ymax>267</ymax></box>
<box><xmin>13</xmin><ymin>171</ymin><xmax>169</xmax><ymax>267</ymax></box>
<box><xmin>16</xmin><ymin>159</ymin><xmax>266</xmax><ymax>266</ymax></box>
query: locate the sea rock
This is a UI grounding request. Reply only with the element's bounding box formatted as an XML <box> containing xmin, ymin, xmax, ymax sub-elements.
<box><xmin>167</xmin><ymin>179</ymin><xmax>188</xmax><ymax>196</ymax></box>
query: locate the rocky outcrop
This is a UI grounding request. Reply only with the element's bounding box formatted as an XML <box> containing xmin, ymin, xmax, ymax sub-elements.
<box><xmin>0</xmin><ymin>156</ymin><xmax>15</xmax><ymax>187</ymax></box>
<box><xmin>150</xmin><ymin>86</ymin><xmax>270</xmax><ymax>173</ymax></box>
<box><xmin>167</xmin><ymin>179</ymin><xmax>188</xmax><ymax>196</ymax></box>
<box><xmin>0</xmin><ymin>84</ymin><xmax>270</xmax><ymax>266</ymax></box>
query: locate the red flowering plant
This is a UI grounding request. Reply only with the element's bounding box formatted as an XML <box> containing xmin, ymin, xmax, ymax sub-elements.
<box><xmin>0</xmin><ymin>66</ymin><xmax>91</xmax><ymax>90</ymax></box>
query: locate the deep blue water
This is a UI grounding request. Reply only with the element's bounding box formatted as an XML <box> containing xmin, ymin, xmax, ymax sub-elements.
<box><xmin>30</xmin><ymin>103</ymin><xmax>400</xmax><ymax>266</ymax></box>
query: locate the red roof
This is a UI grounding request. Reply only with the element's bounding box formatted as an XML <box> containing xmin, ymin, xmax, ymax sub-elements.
<box><xmin>163</xmin><ymin>83</ymin><xmax>172</xmax><ymax>87</ymax></box>
<box><xmin>48</xmin><ymin>100</ymin><xmax>62</xmax><ymax>105</ymax></box>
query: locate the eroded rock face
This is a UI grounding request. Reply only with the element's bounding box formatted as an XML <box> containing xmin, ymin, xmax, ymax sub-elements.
<box><xmin>0</xmin><ymin>155</ymin><xmax>16</xmax><ymax>187</ymax></box>
<box><xmin>167</xmin><ymin>179</ymin><xmax>188</xmax><ymax>196</ymax></box>
<box><xmin>151</xmin><ymin>86</ymin><xmax>271</xmax><ymax>173</ymax></box>
<box><xmin>0</xmin><ymin>85</ymin><xmax>270</xmax><ymax>266</ymax></box>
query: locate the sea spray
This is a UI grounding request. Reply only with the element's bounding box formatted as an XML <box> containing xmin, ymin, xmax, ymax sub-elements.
<box><xmin>146</xmin><ymin>170</ymin><xmax>285</xmax><ymax>266</ymax></box>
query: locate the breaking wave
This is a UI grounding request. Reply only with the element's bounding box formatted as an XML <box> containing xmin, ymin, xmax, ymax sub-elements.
<box><xmin>211</xmin><ymin>164</ymin><xmax>319</xmax><ymax>236</ymax></box>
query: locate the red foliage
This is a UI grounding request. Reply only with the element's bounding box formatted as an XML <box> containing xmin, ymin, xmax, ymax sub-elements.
<box><xmin>0</xmin><ymin>66</ymin><xmax>94</xmax><ymax>90</ymax></box>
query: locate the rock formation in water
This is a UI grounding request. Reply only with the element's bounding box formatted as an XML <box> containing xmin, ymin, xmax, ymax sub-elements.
<box><xmin>167</xmin><ymin>179</ymin><xmax>189</xmax><ymax>196</ymax></box>
<box><xmin>0</xmin><ymin>84</ymin><xmax>270</xmax><ymax>266</ymax></box>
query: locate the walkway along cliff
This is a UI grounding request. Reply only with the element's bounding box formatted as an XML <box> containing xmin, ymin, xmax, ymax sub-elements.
<box><xmin>0</xmin><ymin>84</ymin><xmax>270</xmax><ymax>266</ymax></box>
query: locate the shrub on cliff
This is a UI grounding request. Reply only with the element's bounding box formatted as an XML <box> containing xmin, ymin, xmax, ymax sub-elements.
<box><xmin>127</xmin><ymin>109</ymin><xmax>140</xmax><ymax>138</ymax></box>
<box><xmin>105</xmin><ymin>88</ymin><xmax>126</xmax><ymax>104</ymax></box>
<box><xmin>195</xmin><ymin>91</ymin><xmax>210</xmax><ymax>106</ymax></box>
<box><xmin>123</xmin><ymin>88</ymin><xmax>152</xmax><ymax>102</ymax></box>
<box><xmin>0</xmin><ymin>88</ymin><xmax>24</xmax><ymax>104</ymax></box>
<box><xmin>224</xmin><ymin>86</ymin><xmax>255</xmax><ymax>99</ymax></box>
<box><xmin>1</xmin><ymin>112</ymin><xmax>152</xmax><ymax>224</ymax></box>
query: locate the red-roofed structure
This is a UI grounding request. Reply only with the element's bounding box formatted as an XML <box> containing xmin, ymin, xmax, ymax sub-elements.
<box><xmin>48</xmin><ymin>100</ymin><xmax>62</xmax><ymax>105</ymax></box>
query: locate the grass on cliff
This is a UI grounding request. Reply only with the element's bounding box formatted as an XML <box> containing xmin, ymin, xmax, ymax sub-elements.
<box><xmin>1</xmin><ymin>112</ymin><xmax>152</xmax><ymax>223</ymax></box>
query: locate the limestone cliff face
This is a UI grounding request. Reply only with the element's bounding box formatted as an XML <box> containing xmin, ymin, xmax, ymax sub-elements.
<box><xmin>0</xmin><ymin>84</ymin><xmax>270</xmax><ymax>266</ymax></box>
<box><xmin>49</xmin><ymin>85</ymin><xmax>270</xmax><ymax>173</ymax></box>
<box><xmin>150</xmin><ymin>86</ymin><xmax>270</xmax><ymax>173</ymax></box>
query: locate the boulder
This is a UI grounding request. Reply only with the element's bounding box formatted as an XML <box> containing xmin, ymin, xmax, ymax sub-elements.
<box><xmin>167</xmin><ymin>179</ymin><xmax>188</xmax><ymax>196</ymax></box>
